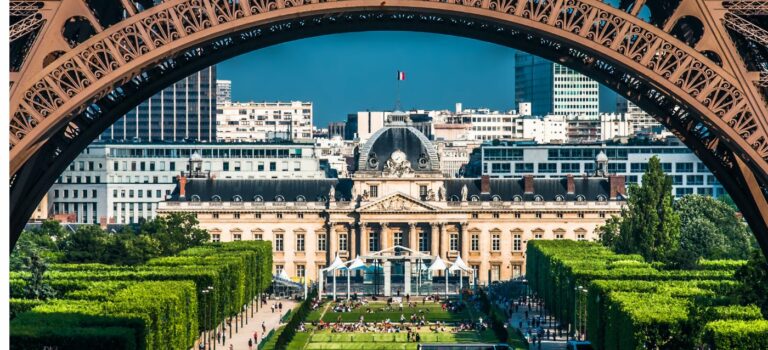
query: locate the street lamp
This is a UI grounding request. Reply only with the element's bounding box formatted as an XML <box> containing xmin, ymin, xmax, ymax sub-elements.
<box><xmin>573</xmin><ymin>286</ymin><xmax>587</xmax><ymax>341</ymax></box>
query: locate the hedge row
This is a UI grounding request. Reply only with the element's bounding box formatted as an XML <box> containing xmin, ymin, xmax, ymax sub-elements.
<box><xmin>704</xmin><ymin>320</ymin><xmax>768</xmax><ymax>349</ymax></box>
<box><xmin>10</xmin><ymin>241</ymin><xmax>272</xmax><ymax>349</ymax></box>
<box><xmin>11</xmin><ymin>281</ymin><xmax>196</xmax><ymax>350</ymax></box>
<box><xmin>526</xmin><ymin>240</ymin><xmax>766</xmax><ymax>350</ymax></box>
<box><xmin>272</xmin><ymin>288</ymin><xmax>317</xmax><ymax>350</ymax></box>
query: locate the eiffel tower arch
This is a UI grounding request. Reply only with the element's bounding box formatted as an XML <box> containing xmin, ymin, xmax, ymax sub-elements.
<box><xmin>8</xmin><ymin>0</ymin><xmax>768</xmax><ymax>254</ymax></box>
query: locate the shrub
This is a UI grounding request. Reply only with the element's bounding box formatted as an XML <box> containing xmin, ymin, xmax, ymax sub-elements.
<box><xmin>704</xmin><ymin>320</ymin><xmax>768</xmax><ymax>350</ymax></box>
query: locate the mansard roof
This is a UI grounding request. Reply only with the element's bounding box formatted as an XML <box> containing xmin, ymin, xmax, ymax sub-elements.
<box><xmin>170</xmin><ymin>178</ymin><xmax>353</xmax><ymax>202</ymax></box>
<box><xmin>444</xmin><ymin>177</ymin><xmax>612</xmax><ymax>202</ymax></box>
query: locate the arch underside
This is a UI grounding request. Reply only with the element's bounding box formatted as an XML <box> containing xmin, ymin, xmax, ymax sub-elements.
<box><xmin>9</xmin><ymin>3</ymin><xmax>768</xmax><ymax>256</ymax></box>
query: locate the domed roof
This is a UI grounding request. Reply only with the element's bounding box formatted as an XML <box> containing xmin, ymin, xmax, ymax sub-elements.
<box><xmin>358</xmin><ymin>126</ymin><xmax>440</xmax><ymax>173</ymax></box>
<box><xmin>596</xmin><ymin>150</ymin><xmax>608</xmax><ymax>162</ymax></box>
<box><xmin>190</xmin><ymin>151</ymin><xmax>203</xmax><ymax>162</ymax></box>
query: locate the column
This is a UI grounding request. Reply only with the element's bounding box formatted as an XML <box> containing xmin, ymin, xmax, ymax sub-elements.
<box><xmin>383</xmin><ymin>260</ymin><xmax>392</xmax><ymax>297</ymax></box>
<box><xmin>381</xmin><ymin>224</ymin><xmax>390</xmax><ymax>251</ymax></box>
<box><xmin>408</xmin><ymin>223</ymin><xmax>418</xmax><ymax>252</ymax></box>
<box><xmin>460</xmin><ymin>222</ymin><xmax>469</xmax><ymax>259</ymax></box>
<box><xmin>431</xmin><ymin>223</ymin><xmax>440</xmax><ymax>256</ymax></box>
<box><xmin>360</xmin><ymin>222</ymin><xmax>369</xmax><ymax>256</ymax></box>
<box><xmin>328</xmin><ymin>222</ymin><xmax>337</xmax><ymax>261</ymax></box>
<box><xmin>439</xmin><ymin>223</ymin><xmax>449</xmax><ymax>258</ymax></box>
<box><xmin>404</xmin><ymin>261</ymin><xmax>412</xmax><ymax>295</ymax></box>
<box><xmin>348</xmin><ymin>224</ymin><xmax>355</xmax><ymax>258</ymax></box>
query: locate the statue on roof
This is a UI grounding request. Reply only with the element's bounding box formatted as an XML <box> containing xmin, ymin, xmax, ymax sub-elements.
<box><xmin>427</xmin><ymin>189</ymin><xmax>436</xmax><ymax>201</ymax></box>
<box><xmin>437</xmin><ymin>184</ymin><xmax>446</xmax><ymax>202</ymax></box>
<box><xmin>328</xmin><ymin>185</ymin><xmax>335</xmax><ymax>202</ymax></box>
<box><xmin>383</xmin><ymin>149</ymin><xmax>414</xmax><ymax>177</ymax></box>
<box><xmin>461</xmin><ymin>184</ymin><xmax>468</xmax><ymax>202</ymax></box>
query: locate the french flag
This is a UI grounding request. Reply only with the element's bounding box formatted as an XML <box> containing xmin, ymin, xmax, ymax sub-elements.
<box><xmin>397</xmin><ymin>71</ymin><xmax>406</xmax><ymax>81</ymax></box>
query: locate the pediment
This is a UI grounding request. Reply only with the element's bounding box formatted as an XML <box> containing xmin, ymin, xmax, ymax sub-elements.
<box><xmin>358</xmin><ymin>192</ymin><xmax>439</xmax><ymax>212</ymax></box>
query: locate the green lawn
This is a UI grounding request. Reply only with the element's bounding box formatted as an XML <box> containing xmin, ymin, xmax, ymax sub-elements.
<box><xmin>298</xmin><ymin>329</ymin><xmax>498</xmax><ymax>350</ymax></box>
<box><xmin>319</xmin><ymin>302</ymin><xmax>471</xmax><ymax>323</ymax></box>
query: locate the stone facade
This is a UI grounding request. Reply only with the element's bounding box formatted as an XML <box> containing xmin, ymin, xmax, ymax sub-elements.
<box><xmin>158</xmin><ymin>122</ymin><xmax>624</xmax><ymax>285</ymax></box>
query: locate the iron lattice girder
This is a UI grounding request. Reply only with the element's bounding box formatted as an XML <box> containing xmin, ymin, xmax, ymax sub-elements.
<box><xmin>10</xmin><ymin>13</ymin><xmax>44</xmax><ymax>42</ymax></box>
<box><xmin>10</xmin><ymin>1</ymin><xmax>42</xmax><ymax>17</ymax></box>
<box><xmin>723</xmin><ymin>12</ymin><xmax>768</xmax><ymax>47</ymax></box>
<box><xmin>724</xmin><ymin>0</ymin><xmax>768</xmax><ymax>15</ymax></box>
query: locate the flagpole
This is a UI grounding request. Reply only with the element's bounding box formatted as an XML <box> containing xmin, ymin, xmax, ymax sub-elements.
<box><xmin>396</xmin><ymin>73</ymin><xmax>401</xmax><ymax>111</ymax></box>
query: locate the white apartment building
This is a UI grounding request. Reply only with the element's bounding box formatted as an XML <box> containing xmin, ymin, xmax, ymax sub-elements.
<box><xmin>48</xmin><ymin>142</ymin><xmax>325</xmax><ymax>225</ymax></box>
<box><xmin>622</xmin><ymin>100</ymin><xmax>664</xmax><ymax>134</ymax></box>
<box><xmin>479</xmin><ymin>140</ymin><xmax>725</xmax><ymax>198</ymax></box>
<box><xmin>216</xmin><ymin>79</ymin><xmax>231</xmax><ymax>105</ymax></box>
<box><xmin>515</xmin><ymin>115</ymin><xmax>567</xmax><ymax>143</ymax></box>
<box><xmin>216</xmin><ymin>101</ymin><xmax>313</xmax><ymax>142</ymax></box>
<box><xmin>435</xmin><ymin>140</ymin><xmax>483</xmax><ymax>178</ymax></box>
<box><xmin>600</xmin><ymin>113</ymin><xmax>633</xmax><ymax>140</ymax></box>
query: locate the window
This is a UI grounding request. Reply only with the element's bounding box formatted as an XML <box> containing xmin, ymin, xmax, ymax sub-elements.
<box><xmin>296</xmin><ymin>234</ymin><xmax>305</xmax><ymax>252</ymax></box>
<box><xmin>556</xmin><ymin>212</ymin><xmax>564</xmax><ymax>218</ymax></box>
<box><xmin>275</xmin><ymin>265</ymin><xmax>284</xmax><ymax>275</ymax></box>
<box><xmin>254</xmin><ymin>233</ymin><xmax>263</xmax><ymax>240</ymax></box>
<box><xmin>514</xmin><ymin>212</ymin><xmax>521</xmax><ymax>219</ymax></box>
<box><xmin>561</xmin><ymin>163</ymin><xmax>580</xmax><ymax>173</ymax></box>
<box><xmin>471</xmin><ymin>213</ymin><xmax>479</xmax><ymax>219</ymax></box>
<box><xmin>491</xmin><ymin>265</ymin><xmax>500</xmax><ymax>281</ymax></box>
<box><xmin>369</xmin><ymin>231</ymin><xmax>379</xmax><ymax>252</ymax></box>
<box><xmin>296</xmin><ymin>264</ymin><xmax>306</xmax><ymax>278</ymax></box>
<box><xmin>513</xmin><ymin>234</ymin><xmax>522</xmax><ymax>251</ymax></box>
<box><xmin>676</xmin><ymin>162</ymin><xmax>694</xmax><ymax>172</ymax></box>
<box><xmin>630</xmin><ymin>163</ymin><xmax>647</xmax><ymax>173</ymax></box>
<box><xmin>687</xmin><ymin>175</ymin><xmax>704</xmax><ymax>185</ymax></box>
<box><xmin>578</xmin><ymin>212</ymin><xmax>585</xmax><ymax>218</ymax></box>
<box><xmin>298</xmin><ymin>213</ymin><xmax>304</xmax><ymax>219</ymax></box>
<box><xmin>317</xmin><ymin>233</ymin><xmax>327</xmax><ymax>251</ymax></box>
<box><xmin>515</xmin><ymin>163</ymin><xmax>534</xmax><ymax>173</ymax></box>
<box><xmin>535</xmin><ymin>212</ymin><xmax>542</xmax><ymax>219</ymax></box>
<box><xmin>493</xmin><ymin>213</ymin><xmax>500</xmax><ymax>219</ymax></box>
<box><xmin>471</xmin><ymin>234</ymin><xmax>479</xmax><ymax>251</ymax></box>
<box><xmin>276</xmin><ymin>213</ymin><xmax>283</xmax><ymax>219</ymax></box>
<box><xmin>538</xmin><ymin>163</ymin><xmax>557</xmax><ymax>173</ymax></box>
<box><xmin>234</xmin><ymin>213</ymin><xmax>241</xmax><ymax>219</ymax></box>
<box><xmin>533</xmin><ymin>229</ymin><xmax>544</xmax><ymax>240</ymax></box>
<box><xmin>599</xmin><ymin>211</ymin><xmax>606</xmax><ymax>218</ymax></box>
<box><xmin>339</xmin><ymin>233</ymin><xmax>348</xmax><ymax>251</ymax></box>
<box><xmin>275</xmin><ymin>234</ymin><xmax>284</xmax><ymax>251</ymax></box>
<box><xmin>213</xmin><ymin>213</ymin><xmax>219</xmax><ymax>219</ymax></box>
<box><xmin>419</xmin><ymin>185</ymin><xmax>428</xmax><ymax>200</ymax></box>
<box><xmin>393</xmin><ymin>232</ymin><xmax>402</xmax><ymax>247</ymax></box>
<box><xmin>369</xmin><ymin>185</ymin><xmax>378</xmax><ymax>198</ymax></box>
<box><xmin>212</xmin><ymin>234</ymin><xmax>221</xmax><ymax>242</ymax></box>
<box><xmin>419</xmin><ymin>232</ymin><xmax>429</xmax><ymax>251</ymax></box>
<box><xmin>449</xmin><ymin>233</ymin><xmax>459</xmax><ymax>251</ymax></box>
<box><xmin>234</xmin><ymin>234</ymin><xmax>242</xmax><ymax>241</ymax></box>
<box><xmin>492</xmin><ymin>234</ymin><xmax>500</xmax><ymax>251</ymax></box>
<box><xmin>54</xmin><ymin>190</ymin><xmax>59</xmax><ymax>198</ymax></box>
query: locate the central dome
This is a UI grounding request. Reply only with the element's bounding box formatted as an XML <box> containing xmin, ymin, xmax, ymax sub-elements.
<box><xmin>358</xmin><ymin>125</ymin><xmax>440</xmax><ymax>173</ymax></box>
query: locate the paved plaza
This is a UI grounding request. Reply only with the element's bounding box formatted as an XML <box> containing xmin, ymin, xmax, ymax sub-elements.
<box><xmin>201</xmin><ymin>298</ymin><xmax>298</xmax><ymax>350</ymax></box>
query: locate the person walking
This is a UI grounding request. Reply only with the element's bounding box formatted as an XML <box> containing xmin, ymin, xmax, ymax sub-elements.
<box><xmin>253</xmin><ymin>331</ymin><xmax>258</xmax><ymax>344</ymax></box>
<box><xmin>279</xmin><ymin>302</ymin><xmax>283</xmax><ymax>312</ymax></box>
<box><xmin>248</xmin><ymin>338</ymin><xmax>253</xmax><ymax>350</ymax></box>
<box><xmin>262</xmin><ymin>321</ymin><xmax>266</xmax><ymax>334</ymax></box>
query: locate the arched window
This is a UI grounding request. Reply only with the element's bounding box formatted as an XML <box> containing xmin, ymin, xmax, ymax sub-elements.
<box><xmin>513</xmin><ymin>195</ymin><xmax>523</xmax><ymax>202</ymax></box>
<box><xmin>597</xmin><ymin>194</ymin><xmax>607</xmax><ymax>202</ymax></box>
<box><xmin>470</xmin><ymin>195</ymin><xmax>480</xmax><ymax>202</ymax></box>
<box><xmin>534</xmin><ymin>195</ymin><xmax>544</xmax><ymax>202</ymax></box>
<box><xmin>576</xmin><ymin>195</ymin><xmax>586</xmax><ymax>202</ymax></box>
<box><xmin>555</xmin><ymin>195</ymin><xmax>565</xmax><ymax>202</ymax></box>
<box><xmin>492</xmin><ymin>195</ymin><xmax>502</xmax><ymax>202</ymax></box>
<box><xmin>450</xmin><ymin>195</ymin><xmax>460</xmax><ymax>202</ymax></box>
<box><xmin>211</xmin><ymin>195</ymin><xmax>221</xmax><ymax>202</ymax></box>
<box><xmin>232</xmin><ymin>195</ymin><xmax>242</xmax><ymax>202</ymax></box>
<box><xmin>253</xmin><ymin>195</ymin><xmax>263</xmax><ymax>202</ymax></box>
<box><xmin>275</xmin><ymin>195</ymin><xmax>285</xmax><ymax>202</ymax></box>
<box><xmin>296</xmin><ymin>195</ymin><xmax>306</xmax><ymax>202</ymax></box>
<box><xmin>190</xmin><ymin>195</ymin><xmax>200</xmax><ymax>202</ymax></box>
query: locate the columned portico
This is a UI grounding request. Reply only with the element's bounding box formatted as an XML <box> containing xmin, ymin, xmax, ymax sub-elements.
<box><xmin>408</xmin><ymin>223</ymin><xmax>418</xmax><ymax>251</ymax></box>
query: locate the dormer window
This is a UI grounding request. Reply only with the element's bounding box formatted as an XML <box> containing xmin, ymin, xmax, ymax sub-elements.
<box><xmin>555</xmin><ymin>195</ymin><xmax>564</xmax><ymax>202</ymax></box>
<box><xmin>534</xmin><ymin>195</ymin><xmax>544</xmax><ymax>202</ymax></box>
<box><xmin>211</xmin><ymin>195</ymin><xmax>221</xmax><ymax>202</ymax></box>
<box><xmin>576</xmin><ymin>195</ymin><xmax>586</xmax><ymax>202</ymax></box>
<box><xmin>254</xmin><ymin>195</ymin><xmax>264</xmax><ymax>202</ymax></box>
<box><xmin>492</xmin><ymin>195</ymin><xmax>502</xmax><ymax>202</ymax></box>
<box><xmin>470</xmin><ymin>195</ymin><xmax>480</xmax><ymax>202</ymax></box>
<box><xmin>232</xmin><ymin>195</ymin><xmax>242</xmax><ymax>202</ymax></box>
<box><xmin>513</xmin><ymin>195</ymin><xmax>523</xmax><ymax>202</ymax></box>
<box><xmin>275</xmin><ymin>195</ymin><xmax>285</xmax><ymax>202</ymax></box>
<box><xmin>191</xmin><ymin>195</ymin><xmax>200</xmax><ymax>202</ymax></box>
<box><xmin>296</xmin><ymin>195</ymin><xmax>306</xmax><ymax>202</ymax></box>
<box><xmin>597</xmin><ymin>195</ymin><xmax>607</xmax><ymax>202</ymax></box>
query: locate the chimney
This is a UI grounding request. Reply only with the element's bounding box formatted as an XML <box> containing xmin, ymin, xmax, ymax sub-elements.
<box><xmin>566</xmin><ymin>174</ymin><xmax>575</xmax><ymax>194</ymax></box>
<box><xmin>481</xmin><ymin>175</ymin><xmax>491</xmax><ymax>194</ymax></box>
<box><xmin>178</xmin><ymin>175</ymin><xmax>187</xmax><ymax>199</ymax></box>
<box><xmin>524</xmin><ymin>175</ymin><xmax>535</xmax><ymax>194</ymax></box>
<box><xmin>609</xmin><ymin>175</ymin><xmax>626</xmax><ymax>199</ymax></box>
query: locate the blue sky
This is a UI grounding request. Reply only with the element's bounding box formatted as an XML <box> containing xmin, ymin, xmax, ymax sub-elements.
<box><xmin>218</xmin><ymin>31</ymin><xmax>620</xmax><ymax>126</ymax></box>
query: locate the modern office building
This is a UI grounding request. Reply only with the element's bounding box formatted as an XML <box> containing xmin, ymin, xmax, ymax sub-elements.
<box><xmin>101</xmin><ymin>67</ymin><xmax>217</xmax><ymax>142</ymax></box>
<box><xmin>159</xmin><ymin>120</ymin><xmax>624</xmax><ymax>285</ymax></box>
<box><xmin>216</xmin><ymin>79</ymin><xmax>232</xmax><ymax>105</ymax></box>
<box><xmin>216</xmin><ymin>101</ymin><xmax>313</xmax><ymax>142</ymax></box>
<box><xmin>617</xmin><ymin>98</ymin><xmax>664</xmax><ymax>134</ymax></box>
<box><xmin>47</xmin><ymin>142</ymin><xmax>325</xmax><ymax>225</ymax></box>
<box><xmin>477</xmin><ymin>139</ymin><xmax>725</xmax><ymax>198</ymax></box>
<box><xmin>515</xmin><ymin>52</ymin><xmax>599</xmax><ymax>117</ymax></box>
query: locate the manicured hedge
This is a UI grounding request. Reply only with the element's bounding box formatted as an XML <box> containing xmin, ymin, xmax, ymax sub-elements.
<box><xmin>704</xmin><ymin>320</ymin><xmax>768</xmax><ymax>350</ymax></box>
<box><xmin>10</xmin><ymin>299</ymin><xmax>45</xmax><ymax>320</ymax></box>
<box><xmin>527</xmin><ymin>240</ymin><xmax>758</xmax><ymax>350</ymax></box>
<box><xmin>274</xmin><ymin>288</ymin><xmax>317</xmax><ymax>350</ymax></box>
<box><xmin>11</xmin><ymin>281</ymin><xmax>198</xmax><ymax>350</ymax></box>
<box><xmin>10</xmin><ymin>241</ymin><xmax>272</xmax><ymax>349</ymax></box>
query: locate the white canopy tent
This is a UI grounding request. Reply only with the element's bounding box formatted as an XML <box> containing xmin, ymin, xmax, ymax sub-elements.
<box><xmin>448</xmin><ymin>254</ymin><xmax>472</xmax><ymax>291</ymax></box>
<box><xmin>428</xmin><ymin>255</ymin><xmax>449</xmax><ymax>297</ymax></box>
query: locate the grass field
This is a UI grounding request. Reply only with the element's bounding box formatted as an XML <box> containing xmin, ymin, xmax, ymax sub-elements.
<box><xmin>318</xmin><ymin>302</ymin><xmax>471</xmax><ymax>323</ymax></box>
<box><xmin>291</xmin><ymin>329</ymin><xmax>498</xmax><ymax>350</ymax></box>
